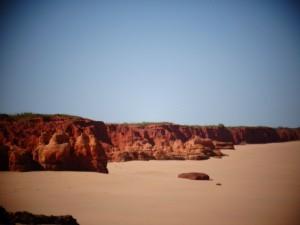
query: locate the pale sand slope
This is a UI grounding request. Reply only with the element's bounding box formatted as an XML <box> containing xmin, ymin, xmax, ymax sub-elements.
<box><xmin>1</xmin><ymin>141</ymin><xmax>300</xmax><ymax>225</ymax></box>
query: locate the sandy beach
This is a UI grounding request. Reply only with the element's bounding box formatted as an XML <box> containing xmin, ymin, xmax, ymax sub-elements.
<box><xmin>1</xmin><ymin>141</ymin><xmax>300</xmax><ymax>225</ymax></box>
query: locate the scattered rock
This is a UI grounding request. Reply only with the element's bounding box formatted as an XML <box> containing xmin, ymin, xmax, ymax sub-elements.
<box><xmin>213</xmin><ymin>141</ymin><xmax>234</xmax><ymax>150</ymax></box>
<box><xmin>211</xmin><ymin>150</ymin><xmax>226</xmax><ymax>158</ymax></box>
<box><xmin>178</xmin><ymin>172</ymin><xmax>210</xmax><ymax>180</ymax></box>
<box><xmin>186</xmin><ymin>153</ymin><xmax>209</xmax><ymax>160</ymax></box>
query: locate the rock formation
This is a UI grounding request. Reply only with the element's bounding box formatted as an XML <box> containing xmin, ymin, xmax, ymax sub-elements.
<box><xmin>0</xmin><ymin>114</ymin><xmax>109</xmax><ymax>173</ymax></box>
<box><xmin>34</xmin><ymin>132</ymin><xmax>72</xmax><ymax>170</ymax></box>
<box><xmin>0</xmin><ymin>114</ymin><xmax>299</xmax><ymax>173</ymax></box>
<box><xmin>0</xmin><ymin>206</ymin><xmax>79</xmax><ymax>225</ymax></box>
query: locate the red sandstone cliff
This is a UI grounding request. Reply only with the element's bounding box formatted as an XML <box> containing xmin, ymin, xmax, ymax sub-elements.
<box><xmin>0</xmin><ymin>114</ymin><xmax>299</xmax><ymax>173</ymax></box>
<box><xmin>105</xmin><ymin>123</ymin><xmax>300</xmax><ymax>161</ymax></box>
<box><xmin>0</xmin><ymin>114</ymin><xmax>109</xmax><ymax>173</ymax></box>
<box><xmin>105</xmin><ymin>123</ymin><xmax>232</xmax><ymax>161</ymax></box>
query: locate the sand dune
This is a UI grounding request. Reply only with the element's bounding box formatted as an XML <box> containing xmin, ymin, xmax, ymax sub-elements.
<box><xmin>1</xmin><ymin>141</ymin><xmax>300</xmax><ymax>225</ymax></box>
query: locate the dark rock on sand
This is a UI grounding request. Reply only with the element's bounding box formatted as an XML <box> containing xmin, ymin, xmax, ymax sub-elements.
<box><xmin>0</xmin><ymin>206</ymin><xmax>79</xmax><ymax>225</ymax></box>
<box><xmin>178</xmin><ymin>172</ymin><xmax>210</xmax><ymax>180</ymax></box>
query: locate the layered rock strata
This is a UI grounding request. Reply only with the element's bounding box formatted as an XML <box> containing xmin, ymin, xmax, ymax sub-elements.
<box><xmin>1</xmin><ymin>114</ymin><xmax>299</xmax><ymax>173</ymax></box>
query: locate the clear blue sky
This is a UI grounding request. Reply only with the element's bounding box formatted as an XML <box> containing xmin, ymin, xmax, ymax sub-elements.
<box><xmin>1</xmin><ymin>0</ymin><xmax>300</xmax><ymax>127</ymax></box>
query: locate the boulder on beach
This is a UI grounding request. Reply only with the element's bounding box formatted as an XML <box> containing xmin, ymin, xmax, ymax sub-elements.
<box><xmin>178</xmin><ymin>172</ymin><xmax>210</xmax><ymax>180</ymax></box>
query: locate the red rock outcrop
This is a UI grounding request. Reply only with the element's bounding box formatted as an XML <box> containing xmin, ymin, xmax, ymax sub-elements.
<box><xmin>34</xmin><ymin>132</ymin><xmax>71</xmax><ymax>170</ymax></box>
<box><xmin>0</xmin><ymin>114</ymin><xmax>299</xmax><ymax>172</ymax></box>
<box><xmin>230</xmin><ymin>127</ymin><xmax>300</xmax><ymax>144</ymax></box>
<box><xmin>0</xmin><ymin>114</ymin><xmax>109</xmax><ymax>173</ymax></box>
<box><xmin>105</xmin><ymin>123</ymin><xmax>300</xmax><ymax>161</ymax></box>
<box><xmin>106</xmin><ymin>124</ymin><xmax>225</xmax><ymax>161</ymax></box>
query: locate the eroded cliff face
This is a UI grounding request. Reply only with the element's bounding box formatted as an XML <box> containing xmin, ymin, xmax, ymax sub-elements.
<box><xmin>0</xmin><ymin>115</ymin><xmax>109</xmax><ymax>173</ymax></box>
<box><xmin>0</xmin><ymin>114</ymin><xmax>299</xmax><ymax>173</ymax></box>
<box><xmin>105</xmin><ymin>124</ymin><xmax>300</xmax><ymax>161</ymax></box>
<box><xmin>230</xmin><ymin>127</ymin><xmax>300</xmax><ymax>144</ymax></box>
<box><xmin>105</xmin><ymin>124</ymin><xmax>232</xmax><ymax>161</ymax></box>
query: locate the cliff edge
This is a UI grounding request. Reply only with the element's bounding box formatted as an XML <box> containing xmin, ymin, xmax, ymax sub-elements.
<box><xmin>1</xmin><ymin>114</ymin><xmax>299</xmax><ymax>173</ymax></box>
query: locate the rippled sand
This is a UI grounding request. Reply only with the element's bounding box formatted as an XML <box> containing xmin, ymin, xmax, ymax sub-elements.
<box><xmin>1</xmin><ymin>141</ymin><xmax>300</xmax><ymax>225</ymax></box>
